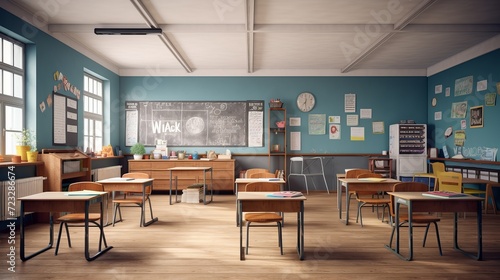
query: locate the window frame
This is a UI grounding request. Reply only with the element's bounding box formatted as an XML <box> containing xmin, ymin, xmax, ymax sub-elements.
<box><xmin>83</xmin><ymin>73</ymin><xmax>103</xmax><ymax>153</ymax></box>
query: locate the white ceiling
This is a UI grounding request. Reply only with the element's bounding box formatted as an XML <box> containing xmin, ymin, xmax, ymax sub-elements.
<box><xmin>3</xmin><ymin>0</ymin><xmax>500</xmax><ymax>76</ymax></box>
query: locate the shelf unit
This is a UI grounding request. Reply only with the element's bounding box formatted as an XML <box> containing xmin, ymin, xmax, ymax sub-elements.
<box><xmin>389</xmin><ymin>124</ymin><xmax>427</xmax><ymax>178</ymax></box>
<box><xmin>368</xmin><ymin>157</ymin><xmax>393</xmax><ymax>178</ymax></box>
<box><xmin>268</xmin><ymin>107</ymin><xmax>287</xmax><ymax>176</ymax></box>
<box><xmin>40</xmin><ymin>149</ymin><xmax>91</xmax><ymax>192</ymax></box>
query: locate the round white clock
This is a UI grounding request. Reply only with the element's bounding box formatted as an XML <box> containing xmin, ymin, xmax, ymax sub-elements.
<box><xmin>297</xmin><ymin>92</ymin><xmax>315</xmax><ymax>112</ymax></box>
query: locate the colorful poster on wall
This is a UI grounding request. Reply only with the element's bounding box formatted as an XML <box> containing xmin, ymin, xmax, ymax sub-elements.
<box><xmin>329</xmin><ymin>124</ymin><xmax>341</xmax><ymax>139</ymax></box>
<box><xmin>454</xmin><ymin>76</ymin><xmax>473</xmax><ymax>96</ymax></box>
<box><xmin>451</xmin><ymin>101</ymin><xmax>467</xmax><ymax>118</ymax></box>
<box><xmin>485</xmin><ymin>93</ymin><xmax>496</xmax><ymax>106</ymax></box>
<box><xmin>470</xmin><ymin>106</ymin><xmax>483</xmax><ymax>128</ymax></box>
<box><xmin>308</xmin><ymin>114</ymin><xmax>326</xmax><ymax>135</ymax></box>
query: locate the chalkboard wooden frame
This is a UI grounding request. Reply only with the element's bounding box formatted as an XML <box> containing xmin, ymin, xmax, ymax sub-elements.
<box><xmin>125</xmin><ymin>100</ymin><xmax>264</xmax><ymax>147</ymax></box>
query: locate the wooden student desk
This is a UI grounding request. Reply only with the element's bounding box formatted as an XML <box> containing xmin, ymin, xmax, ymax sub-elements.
<box><xmin>237</xmin><ymin>192</ymin><xmax>306</xmax><ymax>261</ymax></box>
<box><xmin>19</xmin><ymin>192</ymin><xmax>113</xmax><ymax>261</ymax></box>
<box><xmin>97</xmin><ymin>178</ymin><xmax>158</xmax><ymax>227</ymax></box>
<box><xmin>168</xmin><ymin>166</ymin><xmax>213</xmax><ymax>205</ymax></box>
<box><xmin>338</xmin><ymin>178</ymin><xmax>400</xmax><ymax>225</ymax></box>
<box><xmin>385</xmin><ymin>191</ymin><xmax>483</xmax><ymax>261</ymax></box>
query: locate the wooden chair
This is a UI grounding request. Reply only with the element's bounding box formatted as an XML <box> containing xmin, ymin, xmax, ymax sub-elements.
<box><xmin>112</xmin><ymin>172</ymin><xmax>154</xmax><ymax>227</ymax></box>
<box><xmin>245</xmin><ymin>168</ymin><xmax>269</xmax><ymax>178</ymax></box>
<box><xmin>354</xmin><ymin>173</ymin><xmax>390</xmax><ymax>227</ymax></box>
<box><xmin>249</xmin><ymin>172</ymin><xmax>276</xmax><ymax>178</ymax></box>
<box><xmin>388</xmin><ymin>182</ymin><xmax>442</xmax><ymax>256</ymax></box>
<box><xmin>345</xmin><ymin>168</ymin><xmax>372</xmax><ymax>200</ymax></box>
<box><xmin>244</xmin><ymin>182</ymin><xmax>283</xmax><ymax>255</ymax></box>
<box><xmin>55</xmin><ymin>182</ymin><xmax>107</xmax><ymax>255</ymax></box>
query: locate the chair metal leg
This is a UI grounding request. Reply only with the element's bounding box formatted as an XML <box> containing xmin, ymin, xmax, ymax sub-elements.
<box><xmin>113</xmin><ymin>203</ymin><xmax>122</xmax><ymax>226</ymax></box>
<box><xmin>64</xmin><ymin>223</ymin><xmax>71</xmax><ymax>248</ymax></box>
<box><xmin>422</xmin><ymin>221</ymin><xmax>442</xmax><ymax>256</ymax></box>
<box><xmin>245</xmin><ymin>221</ymin><xmax>251</xmax><ymax>255</ymax></box>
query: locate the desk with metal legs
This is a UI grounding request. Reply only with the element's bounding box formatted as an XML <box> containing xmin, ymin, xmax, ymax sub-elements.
<box><xmin>338</xmin><ymin>178</ymin><xmax>400</xmax><ymax>225</ymax></box>
<box><xmin>168</xmin><ymin>167</ymin><xmax>213</xmax><ymax>205</ymax></box>
<box><xmin>97</xmin><ymin>178</ymin><xmax>157</xmax><ymax>227</ymax></box>
<box><xmin>237</xmin><ymin>192</ymin><xmax>306</xmax><ymax>260</ymax></box>
<box><xmin>19</xmin><ymin>192</ymin><xmax>112</xmax><ymax>261</ymax></box>
<box><xmin>385</xmin><ymin>192</ymin><xmax>483</xmax><ymax>261</ymax></box>
<box><xmin>462</xmin><ymin>178</ymin><xmax>500</xmax><ymax>214</ymax></box>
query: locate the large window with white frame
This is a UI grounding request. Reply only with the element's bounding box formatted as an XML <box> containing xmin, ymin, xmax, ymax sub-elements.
<box><xmin>83</xmin><ymin>74</ymin><xmax>103</xmax><ymax>153</ymax></box>
<box><xmin>0</xmin><ymin>33</ymin><xmax>25</xmax><ymax>155</ymax></box>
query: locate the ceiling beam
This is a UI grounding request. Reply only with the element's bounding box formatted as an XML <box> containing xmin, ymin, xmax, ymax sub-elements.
<box><xmin>48</xmin><ymin>23</ymin><xmax>500</xmax><ymax>34</ymax></box>
<box><xmin>130</xmin><ymin>0</ymin><xmax>192</xmax><ymax>73</ymax></box>
<box><xmin>341</xmin><ymin>0</ymin><xmax>438</xmax><ymax>73</ymax></box>
<box><xmin>246</xmin><ymin>0</ymin><xmax>255</xmax><ymax>73</ymax></box>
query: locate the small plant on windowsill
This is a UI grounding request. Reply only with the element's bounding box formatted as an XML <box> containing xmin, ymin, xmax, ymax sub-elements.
<box><xmin>130</xmin><ymin>142</ymin><xmax>146</xmax><ymax>160</ymax></box>
<box><xmin>26</xmin><ymin>139</ymin><xmax>39</xmax><ymax>162</ymax></box>
<box><xmin>15</xmin><ymin>129</ymin><xmax>34</xmax><ymax>162</ymax></box>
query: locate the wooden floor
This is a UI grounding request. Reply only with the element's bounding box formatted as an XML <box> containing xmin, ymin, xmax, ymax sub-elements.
<box><xmin>2</xmin><ymin>192</ymin><xmax>500</xmax><ymax>279</ymax></box>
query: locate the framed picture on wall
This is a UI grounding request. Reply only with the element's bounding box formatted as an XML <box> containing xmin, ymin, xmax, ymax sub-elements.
<box><xmin>470</xmin><ymin>105</ymin><xmax>483</xmax><ymax>128</ymax></box>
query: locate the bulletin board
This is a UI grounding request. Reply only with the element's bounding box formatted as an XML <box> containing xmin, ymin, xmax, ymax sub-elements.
<box><xmin>52</xmin><ymin>92</ymin><xmax>78</xmax><ymax>146</ymax></box>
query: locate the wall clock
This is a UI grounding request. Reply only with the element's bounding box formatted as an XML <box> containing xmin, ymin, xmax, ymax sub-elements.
<box><xmin>297</xmin><ymin>92</ymin><xmax>315</xmax><ymax>112</ymax></box>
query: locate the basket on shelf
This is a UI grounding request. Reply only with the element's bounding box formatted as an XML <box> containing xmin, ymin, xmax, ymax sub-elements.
<box><xmin>269</xmin><ymin>100</ymin><xmax>283</xmax><ymax>108</ymax></box>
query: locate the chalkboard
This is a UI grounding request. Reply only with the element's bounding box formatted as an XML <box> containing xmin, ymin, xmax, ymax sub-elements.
<box><xmin>125</xmin><ymin>101</ymin><xmax>263</xmax><ymax>147</ymax></box>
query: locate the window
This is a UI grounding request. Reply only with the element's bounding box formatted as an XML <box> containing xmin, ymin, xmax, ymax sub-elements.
<box><xmin>0</xmin><ymin>33</ymin><xmax>25</xmax><ymax>155</ymax></box>
<box><xmin>83</xmin><ymin>74</ymin><xmax>103</xmax><ymax>153</ymax></box>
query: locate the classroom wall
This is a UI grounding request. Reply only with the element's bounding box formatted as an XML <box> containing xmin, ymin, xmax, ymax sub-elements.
<box><xmin>120</xmin><ymin>76</ymin><xmax>427</xmax><ymax>155</ymax></box>
<box><xmin>427</xmin><ymin>49</ymin><xmax>500</xmax><ymax>161</ymax></box>
<box><xmin>0</xmin><ymin>8</ymin><xmax>121</xmax><ymax>151</ymax></box>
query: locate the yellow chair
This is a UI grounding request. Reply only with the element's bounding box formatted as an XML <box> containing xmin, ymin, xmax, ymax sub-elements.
<box><xmin>355</xmin><ymin>173</ymin><xmax>390</xmax><ymax>227</ymax></box>
<box><xmin>244</xmin><ymin>182</ymin><xmax>283</xmax><ymax>255</ymax></box>
<box><xmin>55</xmin><ymin>182</ymin><xmax>107</xmax><ymax>255</ymax></box>
<box><xmin>413</xmin><ymin>162</ymin><xmax>445</xmax><ymax>191</ymax></box>
<box><xmin>112</xmin><ymin>172</ymin><xmax>154</xmax><ymax>227</ymax></box>
<box><xmin>388</xmin><ymin>182</ymin><xmax>442</xmax><ymax>256</ymax></box>
<box><xmin>436</xmin><ymin>171</ymin><xmax>462</xmax><ymax>193</ymax></box>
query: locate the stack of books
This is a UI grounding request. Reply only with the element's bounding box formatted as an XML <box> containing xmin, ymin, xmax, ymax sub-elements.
<box><xmin>422</xmin><ymin>191</ymin><xmax>468</xmax><ymax>199</ymax></box>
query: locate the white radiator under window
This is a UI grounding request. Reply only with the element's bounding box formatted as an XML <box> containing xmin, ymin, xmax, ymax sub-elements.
<box><xmin>92</xmin><ymin>165</ymin><xmax>122</xmax><ymax>181</ymax></box>
<box><xmin>0</xmin><ymin>176</ymin><xmax>44</xmax><ymax>220</ymax></box>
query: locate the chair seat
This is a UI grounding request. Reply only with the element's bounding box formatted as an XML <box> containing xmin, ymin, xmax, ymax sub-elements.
<box><xmin>398</xmin><ymin>214</ymin><xmax>441</xmax><ymax>224</ymax></box>
<box><xmin>357</xmin><ymin>197</ymin><xmax>390</xmax><ymax>204</ymax></box>
<box><xmin>57</xmin><ymin>213</ymin><xmax>101</xmax><ymax>223</ymax></box>
<box><xmin>245</xmin><ymin>213</ymin><xmax>282</xmax><ymax>223</ymax></box>
<box><xmin>113</xmin><ymin>197</ymin><xmax>144</xmax><ymax>204</ymax></box>
<box><xmin>463</xmin><ymin>188</ymin><xmax>486</xmax><ymax>195</ymax></box>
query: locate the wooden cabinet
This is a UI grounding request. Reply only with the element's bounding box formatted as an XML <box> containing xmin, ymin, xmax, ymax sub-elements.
<box><xmin>268</xmin><ymin>107</ymin><xmax>287</xmax><ymax>175</ymax></box>
<box><xmin>368</xmin><ymin>157</ymin><xmax>393</xmax><ymax>178</ymax></box>
<box><xmin>129</xmin><ymin>159</ymin><xmax>235</xmax><ymax>193</ymax></box>
<box><xmin>40</xmin><ymin>149</ymin><xmax>91</xmax><ymax>192</ymax></box>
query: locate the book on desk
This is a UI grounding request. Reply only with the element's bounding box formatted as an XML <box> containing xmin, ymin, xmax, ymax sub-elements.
<box><xmin>267</xmin><ymin>191</ymin><xmax>303</xmax><ymax>198</ymax></box>
<box><xmin>422</xmin><ymin>191</ymin><xmax>468</xmax><ymax>199</ymax></box>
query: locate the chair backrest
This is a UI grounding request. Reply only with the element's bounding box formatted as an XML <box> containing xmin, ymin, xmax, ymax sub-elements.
<box><xmin>122</xmin><ymin>172</ymin><xmax>151</xmax><ymax>194</ymax></box>
<box><xmin>431</xmin><ymin>162</ymin><xmax>445</xmax><ymax>175</ymax></box>
<box><xmin>345</xmin><ymin>169</ymin><xmax>371</xmax><ymax>178</ymax></box>
<box><xmin>123</xmin><ymin>172</ymin><xmax>149</xmax><ymax>179</ymax></box>
<box><xmin>245</xmin><ymin>168</ymin><xmax>269</xmax><ymax>178</ymax></box>
<box><xmin>249</xmin><ymin>172</ymin><xmax>276</xmax><ymax>178</ymax></box>
<box><xmin>289</xmin><ymin>157</ymin><xmax>304</xmax><ymax>174</ymax></box>
<box><xmin>68</xmin><ymin>181</ymin><xmax>104</xmax><ymax>192</ymax></box>
<box><xmin>389</xmin><ymin>182</ymin><xmax>429</xmax><ymax>217</ymax></box>
<box><xmin>357</xmin><ymin>172</ymin><xmax>383</xmax><ymax>178</ymax></box>
<box><xmin>436</xmin><ymin>171</ymin><xmax>462</xmax><ymax>193</ymax></box>
<box><xmin>245</xmin><ymin>182</ymin><xmax>281</xmax><ymax>192</ymax></box>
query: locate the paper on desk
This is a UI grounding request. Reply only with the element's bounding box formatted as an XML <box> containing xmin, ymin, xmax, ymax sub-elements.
<box><xmin>65</xmin><ymin>190</ymin><xmax>107</xmax><ymax>196</ymax></box>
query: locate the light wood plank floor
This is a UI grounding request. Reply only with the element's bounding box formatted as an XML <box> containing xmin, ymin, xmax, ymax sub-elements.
<box><xmin>1</xmin><ymin>192</ymin><xmax>500</xmax><ymax>279</ymax></box>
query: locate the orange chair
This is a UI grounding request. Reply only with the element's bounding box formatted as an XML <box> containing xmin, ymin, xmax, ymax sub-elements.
<box><xmin>355</xmin><ymin>173</ymin><xmax>390</xmax><ymax>226</ymax></box>
<box><xmin>244</xmin><ymin>182</ymin><xmax>283</xmax><ymax>255</ymax></box>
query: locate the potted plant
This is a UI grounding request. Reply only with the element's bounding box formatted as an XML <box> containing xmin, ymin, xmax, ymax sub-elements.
<box><xmin>26</xmin><ymin>139</ymin><xmax>38</xmax><ymax>162</ymax></box>
<box><xmin>130</xmin><ymin>142</ymin><xmax>146</xmax><ymax>160</ymax></box>
<box><xmin>15</xmin><ymin>129</ymin><xmax>33</xmax><ymax>162</ymax></box>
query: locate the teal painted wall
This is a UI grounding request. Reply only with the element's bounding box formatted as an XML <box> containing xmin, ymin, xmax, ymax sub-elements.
<box><xmin>120</xmin><ymin>76</ymin><xmax>427</xmax><ymax>154</ymax></box>
<box><xmin>0</xmin><ymin>8</ymin><xmax>121</xmax><ymax>150</ymax></box>
<box><xmin>427</xmin><ymin>49</ymin><xmax>500</xmax><ymax>161</ymax></box>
